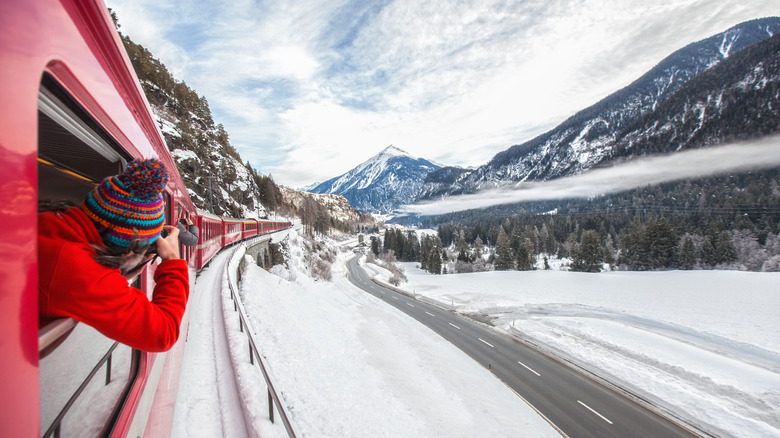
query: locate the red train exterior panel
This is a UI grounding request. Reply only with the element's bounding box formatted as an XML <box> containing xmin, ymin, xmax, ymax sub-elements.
<box><xmin>0</xmin><ymin>0</ymin><xmax>293</xmax><ymax>435</ymax></box>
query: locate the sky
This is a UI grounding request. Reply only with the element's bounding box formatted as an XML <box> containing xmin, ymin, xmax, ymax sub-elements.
<box><xmin>105</xmin><ymin>0</ymin><xmax>779</xmax><ymax>188</ymax></box>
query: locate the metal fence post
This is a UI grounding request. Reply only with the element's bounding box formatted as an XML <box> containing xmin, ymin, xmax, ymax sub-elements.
<box><xmin>105</xmin><ymin>353</ymin><xmax>112</xmax><ymax>385</ymax></box>
<box><xmin>268</xmin><ymin>389</ymin><xmax>274</xmax><ymax>424</ymax></box>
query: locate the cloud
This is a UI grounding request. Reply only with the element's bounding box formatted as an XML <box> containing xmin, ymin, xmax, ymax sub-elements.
<box><xmin>399</xmin><ymin>136</ymin><xmax>780</xmax><ymax>216</ymax></box>
<box><xmin>106</xmin><ymin>0</ymin><xmax>780</xmax><ymax>187</ymax></box>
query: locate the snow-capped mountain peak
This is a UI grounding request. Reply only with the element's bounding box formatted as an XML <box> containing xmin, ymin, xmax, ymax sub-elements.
<box><xmin>310</xmin><ymin>146</ymin><xmax>442</xmax><ymax>214</ymax></box>
<box><xmin>375</xmin><ymin>145</ymin><xmax>412</xmax><ymax>159</ymax></box>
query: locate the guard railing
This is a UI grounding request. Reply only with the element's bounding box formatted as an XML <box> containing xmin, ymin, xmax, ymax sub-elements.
<box><xmin>225</xmin><ymin>241</ymin><xmax>296</xmax><ymax>438</ymax></box>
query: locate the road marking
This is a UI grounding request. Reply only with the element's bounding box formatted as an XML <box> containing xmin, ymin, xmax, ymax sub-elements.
<box><xmin>517</xmin><ymin>361</ymin><xmax>541</xmax><ymax>376</ymax></box>
<box><xmin>406</xmin><ymin>303</ymin><xmax>415</xmax><ymax>308</ymax></box>
<box><xmin>478</xmin><ymin>338</ymin><xmax>494</xmax><ymax>348</ymax></box>
<box><xmin>391</xmin><ymin>296</ymin><xmax>398</xmax><ymax>300</ymax></box>
<box><xmin>577</xmin><ymin>400</ymin><xmax>613</xmax><ymax>425</ymax></box>
<box><xmin>449</xmin><ymin>323</ymin><xmax>461</xmax><ymax>330</ymax></box>
<box><xmin>425</xmin><ymin>312</ymin><xmax>435</xmax><ymax>317</ymax></box>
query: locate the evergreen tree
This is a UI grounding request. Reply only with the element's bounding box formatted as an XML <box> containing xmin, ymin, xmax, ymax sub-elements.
<box><xmin>370</xmin><ymin>236</ymin><xmax>380</xmax><ymax>257</ymax></box>
<box><xmin>494</xmin><ymin>227</ymin><xmax>515</xmax><ymax>271</ymax></box>
<box><xmin>700</xmin><ymin>236</ymin><xmax>717</xmax><ymax>267</ymax></box>
<box><xmin>427</xmin><ymin>236</ymin><xmax>443</xmax><ymax>274</ymax></box>
<box><xmin>420</xmin><ymin>235</ymin><xmax>432</xmax><ymax>270</ymax></box>
<box><xmin>619</xmin><ymin>219</ymin><xmax>649</xmax><ymax>270</ymax></box>
<box><xmin>516</xmin><ymin>238</ymin><xmax>535</xmax><ymax>271</ymax></box>
<box><xmin>474</xmin><ymin>236</ymin><xmax>484</xmax><ymax>261</ymax></box>
<box><xmin>603</xmin><ymin>234</ymin><xmax>616</xmax><ymax>267</ymax></box>
<box><xmin>405</xmin><ymin>231</ymin><xmax>420</xmax><ymax>262</ymax></box>
<box><xmin>679</xmin><ymin>234</ymin><xmax>697</xmax><ymax>270</ymax></box>
<box><xmin>715</xmin><ymin>231</ymin><xmax>737</xmax><ymax>265</ymax></box>
<box><xmin>572</xmin><ymin>230</ymin><xmax>602</xmax><ymax>272</ymax></box>
<box><xmin>457</xmin><ymin>230</ymin><xmax>470</xmax><ymax>262</ymax></box>
<box><xmin>383</xmin><ymin>229</ymin><xmax>396</xmax><ymax>255</ymax></box>
<box><xmin>646</xmin><ymin>217</ymin><xmax>676</xmax><ymax>268</ymax></box>
<box><xmin>565</xmin><ymin>232</ymin><xmax>580</xmax><ymax>260</ymax></box>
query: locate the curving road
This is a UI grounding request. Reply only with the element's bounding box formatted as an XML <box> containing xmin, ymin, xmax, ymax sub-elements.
<box><xmin>347</xmin><ymin>254</ymin><xmax>700</xmax><ymax>438</ymax></box>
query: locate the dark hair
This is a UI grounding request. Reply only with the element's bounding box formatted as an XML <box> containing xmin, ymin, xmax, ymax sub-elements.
<box><xmin>38</xmin><ymin>200</ymin><xmax>77</xmax><ymax>212</ymax></box>
<box><xmin>41</xmin><ymin>199</ymin><xmax>155</xmax><ymax>276</ymax></box>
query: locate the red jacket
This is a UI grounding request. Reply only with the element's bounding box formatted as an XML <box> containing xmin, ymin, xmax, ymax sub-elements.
<box><xmin>38</xmin><ymin>207</ymin><xmax>189</xmax><ymax>352</ymax></box>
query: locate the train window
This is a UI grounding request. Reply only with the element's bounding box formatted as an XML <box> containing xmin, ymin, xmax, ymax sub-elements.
<box><xmin>38</xmin><ymin>75</ymin><xmax>130</xmax><ymax>203</ymax></box>
<box><xmin>163</xmin><ymin>192</ymin><xmax>172</xmax><ymax>226</ymax></box>
<box><xmin>39</xmin><ymin>325</ymin><xmax>133</xmax><ymax>436</ymax></box>
<box><xmin>37</xmin><ymin>75</ymin><xmax>137</xmax><ymax>437</ymax></box>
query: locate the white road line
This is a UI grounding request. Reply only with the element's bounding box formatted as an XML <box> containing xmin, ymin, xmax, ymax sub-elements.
<box><xmin>449</xmin><ymin>323</ymin><xmax>461</xmax><ymax>330</ymax></box>
<box><xmin>577</xmin><ymin>400</ymin><xmax>613</xmax><ymax>425</ymax></box>
<box><xmin>406</xmin><ymin>303</ymin><xmax>415</xmax><ymax>308</ymax></box>
<box><xmin>391</xmin><ymin>296</ymin><xmax>398</xmax><ymax>300</ymax></box>
<box><xmin>478</xmin><ymin>338</ymin><xmax>494</xmax><ymax>348</ymax></box>
<box><xmin>425</xmin><ymin>312</ymin><xmax>435</xmax><ymax>317</ymax></box>
<box><xmin>517</xmin><ymin>361</ymin><xmax>541</xmax><ymax>376</ymax></box>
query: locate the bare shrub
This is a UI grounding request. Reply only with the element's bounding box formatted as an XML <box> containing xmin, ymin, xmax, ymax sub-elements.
<box><xmin>385</xmin><ymin>261</ymin><xmax>407</xmax><ymax>285</ymax></box>
<box><xmin>301</xmin><ymin>235</ymin><xmax>334</xmax><ymax>281</ymax></box>
<box><xmin>311</xmin><ymin>257</ymin><xmax>332</xmax><ymax>281</ymax></box>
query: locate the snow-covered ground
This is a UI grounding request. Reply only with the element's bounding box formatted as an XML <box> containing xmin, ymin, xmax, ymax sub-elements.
<box><xmin>364</xmin><ymin>263</ymin><xmax>780</xmax><ymax>437</ymax></box>
<box><xmin>234</xmin><ymin>231</ymin><xmax>559</xmax><ymax>437</ymax></box>
<box><xmin>172</xmin><ymin>249</ymin><xmax>251</xmax><ymax>437</ymax></box>
<box><xmin>174</xmin><ymin>228</ymin><xmax>779</xmax><ymax>437</ymax></box>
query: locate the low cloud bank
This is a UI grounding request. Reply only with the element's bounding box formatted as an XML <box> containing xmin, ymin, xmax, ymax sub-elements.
<box><xmin>399</xmin><ymin>136</ymin><xmax>780</xmax><ymax>216</ymax></box>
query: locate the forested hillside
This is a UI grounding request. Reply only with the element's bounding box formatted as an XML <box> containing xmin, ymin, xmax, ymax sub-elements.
<box><xmin>401</xmin><ymin>167</ymin><xmax>780</xmax><ymax>272</ymax></box>
<box><xmin>120</xmin><ymin>31</ymin><xmax>280</xmax><ymax>218</ymax></box>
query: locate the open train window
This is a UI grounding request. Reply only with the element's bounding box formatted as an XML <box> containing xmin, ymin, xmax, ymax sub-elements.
<box><xmin>37</xmin><ymin>74</ymin><xmax>131</xmax><ymax>204</ymax></box>
<box><xmin>37</xmin><ymin>75</ymin><xmax>137</xmax><ymax>437</ymax></box>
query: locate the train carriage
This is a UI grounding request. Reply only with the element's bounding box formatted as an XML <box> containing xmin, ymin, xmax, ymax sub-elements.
<box><xmin>221</xmin><ymin>217</ymin><xmax>244</xmax><ymax>248</ymax></box>
<box><xmin>0</xmin><ymin>0</ymin><xmax>291</xmax><ymax>435</ymax></box>
<box><xmin>242</xmin><ymin>218</ymin><xmax>260</xmax><ymax>240</ymax></box>
<box><xmin>194</xmin><ymin>209</ymin><xmax>223</xmax><ymax>270</ymax></box>
<box><xmin>0</xmin><ymin>0</ymin><xmax>192</xmax><ymax>435</ymax></box>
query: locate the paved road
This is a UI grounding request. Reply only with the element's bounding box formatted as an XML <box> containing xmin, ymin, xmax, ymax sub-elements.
<box><xmin>347</xmin><ymin>254</ymin><xmax>700</xmax><ymax>438</ymax></box>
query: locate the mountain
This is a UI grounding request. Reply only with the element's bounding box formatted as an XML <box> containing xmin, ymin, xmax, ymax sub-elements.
<box><xmin>419</xmin><ymin>17</ymin><xmax>780</xmax><ymax>199</ymax></box>
<box><xmin>310</xmin><ymin>145</ymin><xmax>441</xmax><ymax>214</ymax></box>
<box><xmin>416</xmin><ymin>166</ymin><xmax>473</xmax><ymax>200</ymax></box>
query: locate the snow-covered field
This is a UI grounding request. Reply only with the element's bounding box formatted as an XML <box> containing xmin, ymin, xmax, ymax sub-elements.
<box><xmin>366</xmin><ymin>263</ymin><xmax>780</xmax><ymax>437</ymax></box>
<box><xmin>235</xmin><ymin>231</ymin><xmax>559</xmax><ymax>437</ymax></box>
<box><xmin>174</xmin><ymin>228</ymin><xmax>779</xmax><ymax>437</ymax></box>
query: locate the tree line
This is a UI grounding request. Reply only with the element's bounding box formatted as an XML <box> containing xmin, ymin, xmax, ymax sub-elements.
<box><xmin>387</xmin><ymin>168</ymin><xmax>780</xmax><ymax>272</ymax></box>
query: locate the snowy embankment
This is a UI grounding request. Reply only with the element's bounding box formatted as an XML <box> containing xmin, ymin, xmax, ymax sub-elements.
<box><xmin>367</xmin><ymin>264</ymin><xmax>780</xmax><ymax>438</ymax></box>
<box><xmin>236</xmin><ymin>231</ymin><xmax>559</xmax><ymax>437</ymax></box>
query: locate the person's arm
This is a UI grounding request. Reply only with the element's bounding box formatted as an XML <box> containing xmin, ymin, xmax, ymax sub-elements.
<box><xmin>44</xmin><ymin>226</ymin><xmax>190</xmax><ymax>352</ymax></box>
<box><xmin>188</xmin><ymin>224</ymin><xmax>200</xmax><ymax>240</ymax></box>
<box><xmin>176</xmin><ymin>219</ymin><xmax>199</xmax><ymax>247</ymax></box>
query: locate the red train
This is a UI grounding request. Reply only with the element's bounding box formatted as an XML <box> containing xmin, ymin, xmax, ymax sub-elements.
<box><xmin>0</xmin><ymin>0</ymin><xmax>290</xmax><ymax>436</ymax></box>
<box><xmin>195</xmin><ymin>211</ymin><xmax>291</xmax><ymax>271</ymax></box>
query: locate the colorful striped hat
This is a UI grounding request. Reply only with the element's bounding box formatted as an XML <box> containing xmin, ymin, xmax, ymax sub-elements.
<box><xmin>81</xmin><ymin>158</ymin><xmax>169</xmax><ymax>247</ymax></box>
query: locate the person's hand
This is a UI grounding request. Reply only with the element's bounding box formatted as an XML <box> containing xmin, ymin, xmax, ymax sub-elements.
<box><xmin>184</xmin><ymin>217</ymin><xmax>194</xmax><ymax>226</ymax></box>
<box><xmin>155</xmin><ymin>225</ymin><xmax>181</xmax><ymax>261</ymax></box>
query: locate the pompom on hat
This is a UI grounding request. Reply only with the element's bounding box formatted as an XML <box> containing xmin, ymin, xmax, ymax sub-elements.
<box><xmin>81</xmin><ymin>158</ymin><xmax>169</xmax><ymax>247</ymax></box>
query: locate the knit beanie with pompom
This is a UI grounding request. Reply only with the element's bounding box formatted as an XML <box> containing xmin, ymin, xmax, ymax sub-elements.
<box><xmin>81</xmin><ymin>158</ymin><xmax>169</xmax><ymax>247</ymax></box>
